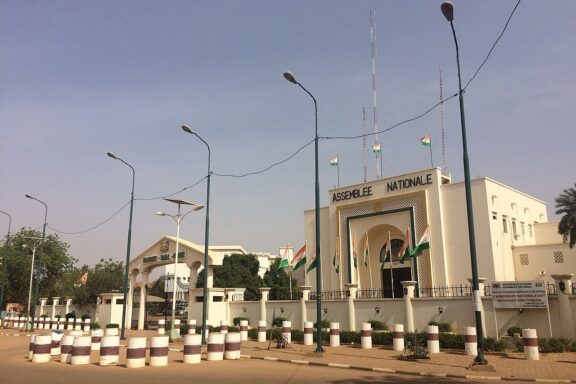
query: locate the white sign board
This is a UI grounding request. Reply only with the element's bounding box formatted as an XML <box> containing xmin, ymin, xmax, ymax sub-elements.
<box><xmin>492</xmin><ymin>280</ymin><xmax>548</xmax><ymax>309</ymax></box>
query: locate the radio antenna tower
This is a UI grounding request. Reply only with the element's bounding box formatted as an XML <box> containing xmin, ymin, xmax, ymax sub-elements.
<box><xmin>370</xmin><ymin>9</ymin><xmax>382</xmax><ymax>179</ymax></box>
<box><xmin>439</xmin><ymin>68</ymin><xmax>447</xmax><ymax>173</ymax></box>
<box><xmin>361</xmin><ymin>106</ymin><xmax>367</xmax><ymax>182</ymax></box>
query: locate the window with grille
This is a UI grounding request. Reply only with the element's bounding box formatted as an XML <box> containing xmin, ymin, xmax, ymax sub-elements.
<box><xmin>520</xmin><ymin>253</ymin><xmax>529</xmax><ymax>265</ymax></box>
<box><xmin>554</xmin><ymin>251</ymin><xmax>564</xmax><ymax>264</ymax></box>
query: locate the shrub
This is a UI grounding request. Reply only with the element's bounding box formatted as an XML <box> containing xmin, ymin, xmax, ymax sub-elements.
<box><xmin>90</xmin><ymin>322</ymin><xmax>101</xmax><ymax>330</ymax></box>
<box><xmin>65</xmin><ymin>312</ymin><xmax>76</xmax><ymax>320</ymax></box>
<box><xmin>507</xmin><ymin>326</ymin><xmax>522</xmax><ymax>337</ymax></box>
<box><xmin>180</xmin><ymin>324</ymin><xmax>189</xmax><ymax>335</ymax></box>
<box><xmin>81</xmin><ymin>314</ymin><xmax>91</xmax><ymax>321</ymax></box>
<box><xmin>106</xmin><ymin>323</ymin><xmax>119</xmax><ymax>329</ymax></box>
<box><xmin>233</xmin><ymin>317</ymin><xmax>249</xmax><ymax>326</ymax></box>
<box><xmin>272</xmin><ymin>317</ymin><xmax>287</xmax><ymax>327</ymax></box>
<box><xmin>248</xmin><ymin>328</ymin><xmax>258</xmax><ymax>340</ymax></box>
<box><xmin>369</xmin><ymin>320</ymin><xmax>388</xmax><ymax>331</ymax></box>
<box><xmin>539</xmin><ymin>337</ymin><xmax>573</xmax><ymax>353</ymax></box>
<box><xmin>313</xmin><ymin>319</ymin><xmax>330</xmax><ymax>329</ymax></box>
<box><xmin>340</xmin><ymin>331</ymin><xmax>360</xmax><ymax>344</ymax></box>
<box><xmin>439</xmin><ymin>333</ymin><xmax>464</xmax><ymax>349</ymax></box>
<box><xmin>372</xmin><ymin>331</ymin><xmax>392</xmax><ymax>345</ymax></box>
<box><xmin>428</xmin><ymin>321</ymin><xmax>452</xmax><ymax>333</ymax></box>
<box><xmin>291</xmin><ymin>330</ymin><xmax>304</xmax><ymax>342</ymax></box>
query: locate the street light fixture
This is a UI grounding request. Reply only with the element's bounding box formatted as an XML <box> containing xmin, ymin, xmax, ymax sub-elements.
<box><xmin>107</xmin><ymin>151</ymin><xmax>135</xmax><ymax>340</ymax></box>
<box><xmin>0</xmin><ymin>210</ymin><xmax>12</xmax><ymax>314</ymax></box>
<box><xmin>181</xmin><ymin>124</ymin><xmax>211</xmax><ymax>345</ymax></box>
<box><xmin>24</xmin><ymin>194</ymin><xmax>48</xmax><ymax>330</ymax></box>
<box><xmin>283</xmin><ymin>71</ymin><xmax>324</xmax><ymax>353</ymax></box>
<box><xmin>22</xmin><ymin>238</ymin><xmax>42</xmax><ymax>329</ymax></box>
<box><xmin>440</xmin><ymin>1</ymin><xmax>487</xmax><ymax>365</ymax></box>
<box><xmin>156</xmin><ymin>198</ymin><xmax>204</xmax><ymax>340</ymax></box>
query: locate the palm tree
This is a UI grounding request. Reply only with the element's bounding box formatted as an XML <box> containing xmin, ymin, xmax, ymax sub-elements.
<box><xmin>555</xmin><ymin>184</ymin><xmax>576</xmax><ymax>248</ymax></box>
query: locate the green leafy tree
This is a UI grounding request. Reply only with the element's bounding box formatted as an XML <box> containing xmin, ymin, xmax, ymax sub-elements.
<box><xmin>262</xmin><ymin>259</ymin><xmax>298</xmax><ymax>300</ymax></box>
<box><xmin>556</xmin><ymin>184</ymin><xmax>576</xmax><ymax>248</ymax></box>
<box><xmin>67</xmin><ymin>258</ymin><xmax>124</xmax><ymax>307</ymax></box>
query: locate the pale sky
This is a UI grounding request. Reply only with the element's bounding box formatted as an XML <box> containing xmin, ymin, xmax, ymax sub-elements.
<box><xmin>1</xmin><ymin>0</ymin><xmax>574</xmax><ymax>266</ymax></box>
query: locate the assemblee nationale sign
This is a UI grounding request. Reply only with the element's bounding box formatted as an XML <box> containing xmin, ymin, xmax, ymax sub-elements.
<box><xmin>492</xmin><ymin>280</ymin><xmax>548</xmax><ymax>309</ymax></box>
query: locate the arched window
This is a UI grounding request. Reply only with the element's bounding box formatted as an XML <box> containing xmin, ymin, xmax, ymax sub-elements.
<box><xmin>379</xmin><ymin>239</ymin><xmax>405</xmax><ymax>263</ymax></box>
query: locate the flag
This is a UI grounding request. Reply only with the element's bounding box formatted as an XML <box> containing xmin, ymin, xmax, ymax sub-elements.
<box><xmin>329</xmin><ymin>156</ymin><xmax>338</xmax><ymax>166</ymax></box>
<box><xmin>421</xmin><ymin>135</ymin><xmax>431</xmax><ymax>146</ymax></box>
<box><xmin>306</xmin><ymin>251</ymin><xmax>317</xmax><ymax>274</ymax></box>
<box><xmin>292</xmin><ymin>244</ymin><xmax>307</xmax><ymax>271</ymax></box>
<box><xmin>399</xmin><ymin>228</ymin><xmax>412</xmax><ymax>263</ymax></box>
<box><xmin>380</xmin><ymin>240</ymin><xmax>392</xmax><ymax>270</ymax></box>
<box><xmin>277</xmin><ymin>247</ymin><xmax>290</xmax><ymax>270</ymax></box>
<box><xmin>78</xmin><ymin>272</ymin><xmax>88</xmax><ymax>285</ymax></box>
<box><xmin>352</xmin><ymin>233</ymin><xmax>358</xmax><ymax>269</ymax></box>
<box><xmin>332</xmin><ymin>237</ymin><xmax>340</xmax><ymax>273</ymax></box>
<box><xmin>363</xmin><ymin>231</ymin><xmax>369</xmax><ymax>267</ymax></box>
<box><xmin>371</xmin><ymin>142</ymin><xmax>381</xmax><ymax>153</ymax></box>
<box><xmin>410</xmin><ymin>226</ymin><xmax>430</xmax><ymax>257</ymax></box>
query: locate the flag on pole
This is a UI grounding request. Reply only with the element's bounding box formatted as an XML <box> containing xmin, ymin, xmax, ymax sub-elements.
<box><xmin>277</xmin><ymin>246</ymin><xmax>290</xmax><ymax>270</ymax></box>
<box><xmin>380</xmin><ymin>240</ymin><xmax>392</xmax><ymax>270</ymax></box>
<box><xmin>410</xmin><ymin>226</ymin><xmax>430</xmax><ymax>257</ymax></box>
<box><xmin>399</xmin><ymin>228</ymin><xmax>412</xmax><ymax>263</ymax></box>
<box><xmin>363</xmin><ymin>231</ymin><xmax>369</xmax><ymax>267</ymax></box>
<box><xmin>332</xmin><ymin>237</ymin><xmax>340</xmax><ymax>273</ymax></box>
<box><xmin>352</xmin><ymin>233</ymin><xmax>358</xmax><ymax>269</ymax></box>
<box><xmin>329</xmin><ymin>156</ymin><xmax>338</xmax><ymax>166</ymax></box>
<box><xmin>306</xmin><ymin>251</ymin><xmax>317</xmax><ymax>274</ymax></box>
<box><xmin>371</xmin><ymin>142</ymin><xmax>381</xmax><ymax>153</ymax></box>
<box><xmin>292</xmin><ymin>244</ymin><xmax>307</xmax><ymax>271</ymax></box>
<box><xmin>78</xmin><ymin>272</ymin><xmax>88</xmax><ymax>285</ymax></box>
<box><xmin>421</xmin><ymin>135</ymin><xmax>431</xmax><ymax>146</ymax></box>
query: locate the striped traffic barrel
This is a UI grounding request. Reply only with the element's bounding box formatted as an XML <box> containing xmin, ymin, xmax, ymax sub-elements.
<box><xmin>60</xmin><ymin>334</ymin><xmax>75</xmax><ymax>363</ymax></box>
<box><xmin>31</xmin><ymin>335</ymin><xmax>52</xmax><ymax>363</ymax></box>
<box><xmin>426</xmin><ymin>325</ymin><xmax>440</xmax><ymax>354</ymax></box>
<box><xmin>224</xmin><ymin>332</ymin><xmax>241</xmax><ymax>360</ymax></box>
<box><xmin>522</xmin><ymin>328</ymin><xmax>539</xmax><ymax>360</ymax></box>
<box><xmin>206</xmin><ymin>333</ymin><xmax>224</xmax><ymax>361</ymax></box>
<box><xmin>329</xmin><ymin>322</ymin><xmax>340</xmax><ymax>347</ymax></box>
<box><xmin>257</xmin><ymin>320</ymin><xmax>267</xmax><ymax>343</ymax></box>
<box><xmin>464</xmin><ymin>327</ymin><xmax>477</xmax><ymax>356</ymax></box>
<box><xmin>99</xmin><ymin>335</ymin><xmax>120</xmax><ymax>366</ymax></box>
<box><xmin>149</xmin><ymin>336</ymin><xmax>169</xmax><ymax>367</ymax></box>
<box><xmin>281</xmin><ymin>321</ymin><xmax>291</xmax><ymax>344</ymax></box>
<box><xmin>126</xmin><ymin>337</ymin><xmax>147</xmax><ymax>368</ymax></box>
<box><xmin>183</xmin><ymin>334</ymin><xmax>202</xmax><ymax>364</ymax></box>
<box><xmin>187</xmin><ymin>319</ymin><xmax>196</xmax><ymax>334</ymax></box>
<box><xmin>393</xmin><ymin>324</ymin><xmax>404</xmax><ymax>351</ymax></box>
<box><xmin>361</xmin><ymin>323</ymin><xmax>372</xmax><ymax>349</ymax></box>
<box><xmin>71</xmin><ymin>336</ymin><xmax>92</xmax><ymax>365</ymax></box>
<box><xmin>239</xmin><ymin>320</ymin><xmax>248</xmax><ymax>341</ymax></box>
<box><xmin>303</xmin><ymin>321</ymin><xmax>314</xmax><ymax>346</ymax></box>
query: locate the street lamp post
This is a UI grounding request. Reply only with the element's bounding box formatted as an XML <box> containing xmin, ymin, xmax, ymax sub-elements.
<box><xmin>22</xmin><ymin>239</ymin><xmax>41</xmax><ymax>329</ymax></box>
<box><xmin>107</xmin><ymin>152</ymin><xmax>135</xmax><ymax>340</ymax></box>
<box><xmin>0</xmin><ymin>210</ymin><xmax>12</xmax><ymax>314</ymax></box>
<box><xmin>283</xmin><ymin>71</ymin><xmax>324</xmax><ymax>353</ymax></box>
<box><xmin>156</xmin><ymin>198</ymin><xmax>204</xmax><ymax>341</ymax></box>
<box><xmin>24</xmin><ymin>194</ymin><xmax>48</xmax><ymax>329</ymax></box>
<box><xmin>181</xmin><ymin>124</ymin><xmax>211</xmax><ymax>345</ymax></box>
<box><xmin>440</xmin><ymin>1</ymin><xmax>487</xmax><ymax>365</ymax></box>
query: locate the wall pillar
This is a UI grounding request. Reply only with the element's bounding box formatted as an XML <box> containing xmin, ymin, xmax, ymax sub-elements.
<box><xmin>401</xmin><ymin>281</ymin><xmax>417</xmax><ymax>332</ymax></box>
<box><xmin>126</xmin><ymin>273</ymin><xmax>136</xmax><ymax>328</ymax></box>
<box><xmin>259</xmin><ymin>288</ymin><xmax>270</xmax><ymax>322</ymax></box>
<box><xmin>299</xmin><ymin>286</ymin><xmax>311</xmax><ymax>330</ymax></box>
<box><xmin>51</xmin><ymin>297</ymin><xmax>60</xmax><ymax>318</ymax></box>
<box><xmin>39</xmin><ymin>298</ymin><xmax>48</xmax><ymax>317</ymax></box>
<box><xmin>552</xmin><ymin>274</ymin><xmax>574</xmax><ymax>338</ymax></box>
<box><xmin>65</xmin><ymin>298</ymin><xmax>72</xmax><ymax>314</ymax></box>
<box><xmin>207</xmin><ymin>266</ymin><xmax>214</xmax><ymax>289</ymax></box>
<box><xmin>137</xmin><ymin>272</ymin><xmax>149</xmax><ymax>330</ymax></box>
<box><xmin>344</xmin><ymin>283</ymin><xmax>358</xmax><ymax>332</ymax></box>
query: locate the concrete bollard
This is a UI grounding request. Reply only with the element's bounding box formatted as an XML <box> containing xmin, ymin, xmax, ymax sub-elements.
<box><xmin>91</xmin><ymin>328</ymin><xmax>104</xmax><ymax>351</ymax></box>
<box><xmin>51</xmin><ymin>317</ymin><xmax>58</xmax><ymax>330</ymax></box>
<box><xmin>35</xmin><ymin>317</ymin><xmax>41</xmax><ymax>330</ymax></box>
<box><xmin>257</xmin><ymin>320</ymin><xmax>267</xmax><ymax>343</ymax></box>
<box><xmin>329</xmin><ymin>322</ymin><xmax>340</xmax><ymax>347</ymax></box>
<box><xmin>28</xmin><ymin>334</ymin><xmax>37</xmax><ymax>360</ymax></box>
<box><xmin>66</xmin><ymin>318</ymin><xmax>74</xmax><ymax>331</ymax></box>
<box><xmin>51</xmin><ymin>331</ymin><xmax>64</xmax><ymax>357</ymax></box>
<box><xmin>239</xmin><ymin>320</ymin><xmax>248</xmax><ymax>341</ymax></box>
<box><xmin>206</xmin><ymin>333</ymin><xmax>225</xmax><ymax>361</ymax></box>
<box><xmin>522</xmin><ymin>328</ymin><xmax>539</xmax><ymax>361</ymax></box>
<box><xmin>187</xmin><ymin>319</ymin><xmax>196</xmax><ymax>334</ymax></box>
<box><xmin>126</xmin><ymin>337</ymin><xmax>147</xmax><ymax>368</ymax></box>
<box><xmin>71</xmin><ymin>336</ymin><xmax>92</xmax><ymax>365</ymax></box>
<box><xmin>74</xmin><ymin>318</ymin><xmax>82</xmax><ymax>331</ymax></box>
<box><xmin>104</xmin><ymin>327</ymin><xmax>119</xmax><ymax>336</ymax></box>
<box><xmin>173</xmin><ymin>319</ymin><xmax>181</xmax><ymax>336</ymax></box>
<box><xmin>426</xmin><ymin>325</ymin><xmax>440</xmax><ymax>354</ymax></box>
<box><xmin>149</xmin><ymin>336</ymin><xmax>169</xmax><ymax>367</ymax></box>
<box><xmin>220</xmin><ymin>320</ymin><xmax>229</xmax><ymax>334</ymax></box>
<box><xmin>303</xmin><ymin>321</ymin><xmax>313</xmax><ymax>346</ymax></box>
<box><xmin>57</xmin><ymin>317</ymin><xmax>65</xmax><ymax>330</ymax></box>
<box><xmin>361</xmin><ymin>323</ymin><xmax>372</xmax><ymax>349</ymax></box>
<box><xmin>157</xmin><ymin>319</ymin><xmax>165</xmax><ymax>335</ymax></box>
<box><xmin>60</xmin><ymin>334</ymin><xmax>75</xmax><ymax>363</ymax></box>
<box><xmin>224</xmin><ymin>332</ymin><xmax>241</xmax><ymax>360</ymax></box>
<box><xmin>183</xmin><ymin>334</ymin><xmax>202</xmax><ymax>364</ymax></box>
<box><xmin>464</xmin><ymin>327</ymin><xmax>478</xmax><ymax>356</ymax></box>
<box><xmin>83</xmin><ymin>318</ymin><xmax>91</xmax><ymax>333</ymax></box>
<box><xmin>32</xmin><ymin>335</ymin><xmax>52</xmax><ymax>363</ymax></box>
<box><xmin>99</xmin><ymin>335</ymin><xmax>120</xmax><ymax>366</ymax></box>
<box><xmin>281</xmin><ymin>321</ymin><xmax>291</xmax><ymax>344</ymax></box>
<box><xmin>392</xmin><ymin>324</ymin><xmax>404</xmax><ymax>351</ymax></box>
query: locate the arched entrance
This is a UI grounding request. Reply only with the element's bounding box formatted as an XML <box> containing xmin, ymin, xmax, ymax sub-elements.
<box><xmin>379</xmin><ymin>239</ymin><xmax>413</xmax><ymax>298</ymax></box>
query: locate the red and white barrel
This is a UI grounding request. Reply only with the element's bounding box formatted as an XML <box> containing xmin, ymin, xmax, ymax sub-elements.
<box><xmin>66</xmin><ymin>318</ymin><xmax>74</xmax><ymax>331</ymax></box>
<box><xmin>57</xmin><ymin>317</ymin><xmax>64</xmax><ymax>330</ymax></box>
<box><xmin>174</xmin><ymin>319</ymin><xmax>181</xmax><ymax>336</ymax></box>
<box><xmin>183</xmin><ymin>334</ymin><xmax>202</xmax><ymax>364</ymax></box>
<box><xmin>187</xmin><ymin>319</ymin><xmax>196</xmax><ymax>334</ymax></box>
<box><xmin>220</xmin><ymin>320</ymin><xmax>229</xmax><ymax>334</ymax></box>
<box><xmin>224</xmin><ymin>332</ymin><xmax>241</xmax><ymax>360</ymax></box>
<box><xmin>51</xmin><ymin>331</ymin><xmax>64</xmax><ymax>356</ymax></box>
<box><xmin>303</xmin><ymin>321</ymin><xmax>313</xmax><ymax>346</ymax></box>
<box><xmin>464</xmin><ymin>327</ymin><xmax>478</xmax><ymax>356</ymax></box>
<box><xmin>32</xmin><ymin>335</ymin><xmax>52</xmax><ymax>363</ymax></box>
<box><xmin>239</xmin><ymin>320</ymin><xmax>248</xmax><ymax>341</ymax></box>
<box><xmin>71</xmin><ymin>336</ymin><xmax>92</xmax><ymax>365</ymax></box>
<box><xmin>203</xmin><ymin>325</ymin><xmax>210</xmax><ymax>341</ymax></box>
<box><xmin>60</xmin><ymin>334</ymin><xmax>75</xmax><ymax>363</ymax></box>
<box><xmin>83</xmin><ymin>318</ymin><xmax>91</xmax><ymax>333</ymax></box>
<box><xmin>157</xmin><ymin>319</ymin><xmax>165</xmax><ymax>335</ymax></box>
<box><xmin>35</xmin><ymin>317</ymin><xmax>42</xmax><ymax>330</ymax></box>
<box><xmin>206</xmin><ymin>333</ymin><xmax>225</xmax><ymax>361</ymax></box>
<box><xmin>361</xmin><ymin>323</ymin><xmax>372</xmax><ymax>349</ymax></box>
<box><xmin>104</xmin><ymin>327</ymin><xmax>118</xmax><ymax>336</ymax></box>
<box><xmin>149</xmin><ymin>335</ymin><xmax>169</xmax><ymax>367</ymax></box>
<box><xmin>257</xmin><ymin>320</ymin><xmax>267</xmax><ymax>343</ymax></box>
<box><xmin>74</xmin><ymin>318</ymin><xmax>82</xmax><ymax>331</ymax></box>
<box><xmin>329</xmin><ymin>322</ymin><xmax>340</xmax><ymax>347</ymax></box>
<box><xmin>51</xmin><ymin>317</ymin><xmax>58</xmax><ymax>330</ymax></box>
<box><xmin>91</xmin><ymin>328</ymin><xmax>103</xmax><ymax>351</ymax></box>
<box><xmin>522</xmin><ymin>328</ymin><xmax>539</xmax><ymax>360</ymax></box>
<box><xmin>426</xmin><ymin>325</ymin><xmax>440</xmax><ymax>354</ymax></box>
<box><xmin>99</xmin><ymin>335</ymin><xmax>120</xmax><ymax>366</ymax></box>
<box><xmin>281</xmin><ymin>321</ymin><xmax>291</xmax><ymax>344</ymax></box>
<box><xmin>126</xmin><ymin>337</ymin><xmax>147</xmax><ymax>368</ymax></box>
<box><xmin>28</xmin><ymin>334</ymin><xmax>37</xmax><ymax>360</ymax></box>
<box><xmin>393</xmin><ymin>324</ymin><xmax>404</xmax><ymax>351</ymax></box>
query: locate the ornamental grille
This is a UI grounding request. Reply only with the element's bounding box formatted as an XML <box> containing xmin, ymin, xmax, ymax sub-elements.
<box><xmin>337</xmin><ymin>192</ymin><xmax>430</xmax><ymax>288</ymax></box>
<box><xmin>520</xmin><ymin>253</ymin><xmax>529</xmax><ymax>265</ymax></box>
<box><xmin>554</xmin><ymin>251</ymin><xmax>564</xmax><ymax>264</ymax></box>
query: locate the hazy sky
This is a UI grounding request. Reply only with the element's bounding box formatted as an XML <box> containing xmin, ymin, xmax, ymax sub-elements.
<box><xmin>1</xmin><ymin>0</ymin><xmax>574</xmax><ymax>267</ymax></box>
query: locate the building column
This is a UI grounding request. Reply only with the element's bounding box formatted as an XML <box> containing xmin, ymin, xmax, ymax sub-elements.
<box><xmin>259</xmin><ymin>288</ymin><xmax>271</xmax><ymax>322</ymax></box>
<box><xmin>401</xmin><ymin>281</ymin><xmax>417</xmax><ymax>332</ymax></box>
<box><xmin>137</xmin><ymin>272</ymin><xmax>149</xmax><ymax>330</ymax></box>
<box><xmin>65</xmin><ymin>298</ymin><xmax>72</xmax><ymax>314</ymax></box>
<box><xmin>299</xmin><ymin>286</ymin><xmax>311</xmax><ymax>330</ymax></box>
<box><xmin>552</xmin><ymin>274</ymin><xmax>574</xmax><ymax>338</ymax></box>
<box><xmin>225</xmin><ymin>289</ymin><xmax>235</xmax><ymax>325</ymax></box>
<box><xmin>51</xmin><ymin>297</ymin><xmax>60</xmax><ymax>318</ymax></box>
<box><xmin>39</xmin><ymin>298</ymin><xmax>48</xmax><ymax>317</ymax></box>
<box><xmin>207</xmin><ymin>265</ymin><xmax>214</xmax><ymax>289</ymax></box>
<box><xmin>345</xmin><ymin>283</ymin><xmax>358</xmax><ymax>332</ymax></box>
<box><xmin>126</xmin><ymin>273</ymin><xmax>136</xmax><ymax>328</ymax></box>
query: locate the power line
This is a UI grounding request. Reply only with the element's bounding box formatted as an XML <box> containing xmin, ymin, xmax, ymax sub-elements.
<box><xmin>135</xmin><ymin>175</ymin><xmax>208</xmax><ymax>201</ymax></box>
<box><xmin>48</xmin><ymin>200</ymin><xmax>131</xmax><ymax>235</ymax></box>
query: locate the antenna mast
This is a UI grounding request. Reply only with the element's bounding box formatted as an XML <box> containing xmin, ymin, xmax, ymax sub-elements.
<box><xmin>362</xmin><ymin>106</ymin><xmax>367</xmax><ymax>182</ymax></box>
<box><xmin>439</xmin><ymin>68</ymin><xmax>447</xmax><ymax>173</ymax></box>
<box><xmin>370</xmin><ymin>9</ymin><xmax>382</xmax><ymax>179</ymax></box>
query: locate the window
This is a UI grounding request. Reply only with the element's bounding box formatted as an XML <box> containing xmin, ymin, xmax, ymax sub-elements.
<box><xmin>492</xmin><ymin>212</ymin><xmax>498</xmax><ymax>220</ymax></box>
<box><xmin>554</xmin><ymin>251</ymin><xmax>564</xmax><ymax>264</ymax></box>
<box><xmin>520</xmin><ymin>254</ymin><xmax>529</xmax><ymax>265</ymax></box>
<box><xmin>521</xmin><ymin>222</ymin><xmax>525</xmax><ymax>235</ymax></box>
<box><xmin>528</xmin><ymin>224</ymin><xmax>533</xmax><ymax>237</ymax></box>
<box><xmin>502</xmin><ymin>216</ymin><xmax>508</xmax><ymax>233</ymax></box>
<box><xmin>511</xmin><ymin>219</ymin><xmax>517</xmax><ymax>236</ymax></box>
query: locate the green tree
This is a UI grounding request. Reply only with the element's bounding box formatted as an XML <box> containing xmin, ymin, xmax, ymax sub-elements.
<box><xmin>66</xmin><ymin>258</ymin><xmax>124</xmax><ymax>307</ymax></box>
<box><xmin>262</xmin><ymin>259</ymin><xmax>298</xmax><ymax>300</ymax></box>
<box><xmin>556</xmin><ymin>184</ymin><xmax>576</xmax><ymax>248</ymax></box>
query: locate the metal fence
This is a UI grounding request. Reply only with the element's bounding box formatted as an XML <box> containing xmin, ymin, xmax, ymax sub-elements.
<box><xmin>309</xmin><ymin>290</ymin><xmax>349</xmax><ymax>301</ymax></box>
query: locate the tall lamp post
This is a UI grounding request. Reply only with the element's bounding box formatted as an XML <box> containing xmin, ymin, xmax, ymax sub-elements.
<box><xmin>0</xmin><ymin>210</ymin><xmax>11</xmax><ymax>313</ymax></box>
<box><xmin>440</xmin><ymin>1</ymin><xmax>487</xmax><ymax>365</ymax></box>
<box><xmin>107</xmin><ymin>151</ymin><xmax>135</xmax><ymax>340</ymax></box>
<box><xmin>156</xmin><ymin>198</ymin><xmax>204</xmax><ymax>340</ymax></box>
<box><xmin>22</xmin><ymin>239</ymin><xmax>42</xmax><ymax>329</ymax></box>
<box><xmin>181</xmin><ymin>124</ymin><xmax>211</xmax><ymax>344</ymax></box>
<box><xmin>283</xmin><ymin>71</ymin><xmax>324</xmax><ymax>353</ymax></box>
<box><xmin>25</xmin><ymin>194</ymin><xmax>48</xmax><ymax>329</ymax></box>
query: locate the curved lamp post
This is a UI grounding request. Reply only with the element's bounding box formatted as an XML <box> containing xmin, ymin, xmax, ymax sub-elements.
<box><xmin>0</xmin><ymin>210</ymin><xmax>11</xmax><ymax>313</ymax></box>
<box><xmin>107</xmin><ymin>151</ymin><xmax>135</xmax><ymax>340</ymax></box>
<box><xmin>181</xmin><ymin>124</ymin><xmax>211</xmax><ymax>344</ymax></box>
<box><xmin>22</xmin><ymin>240</ymin><xmax>41</xmax><ymax>329</ymax></box>
<box><xmin>283</xmin><ymin>71</ymin><xmax>324</xmax><ymax>353</ymax></box>
<box><xmin>441</xmin><ymin>1</ymin><xmax>487</xmax><ymax>365</ymax></box>
<box><xmin>156</xmin><ymin>198</ymin><xmax>204</xmax><ymax>340</ymax></box>
<box><xmin>24</xmin><ymin>194</ymin><xmax>48</xmax><ymax>329</ymax></box>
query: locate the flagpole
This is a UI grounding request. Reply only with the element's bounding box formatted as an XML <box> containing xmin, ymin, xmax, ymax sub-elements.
<box><xmin>389</xmin><ymin>231</ymin><xmax>395</xmax><ymax>298</ymax></box>
<box><xmin>429</xmin><ymin>136</ymin><xmax>434</xmax><ymax>168</ymax></box>
<box><xmin>304</xmin><ymin>241</ymin><xmax>308</xmax><ymax>287</ymax></box>
<box><xmin>337</xmin><ymin>155</ymin><xmax>340</xmax><ymax>187</ymax></box>
<box><xmin>338</xmin><ymin>237</ymin><xmax>343</xmax><ymax>291</ymax></box>
<box><xmin>289</xmin><ymin>266</ymin><xmax>293</xmax><ymax>300</ymax></box>
<box><xmin>366</xmin><ymin>232</ymin><xmax>374</xmax><ymax>292</ymax></box>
